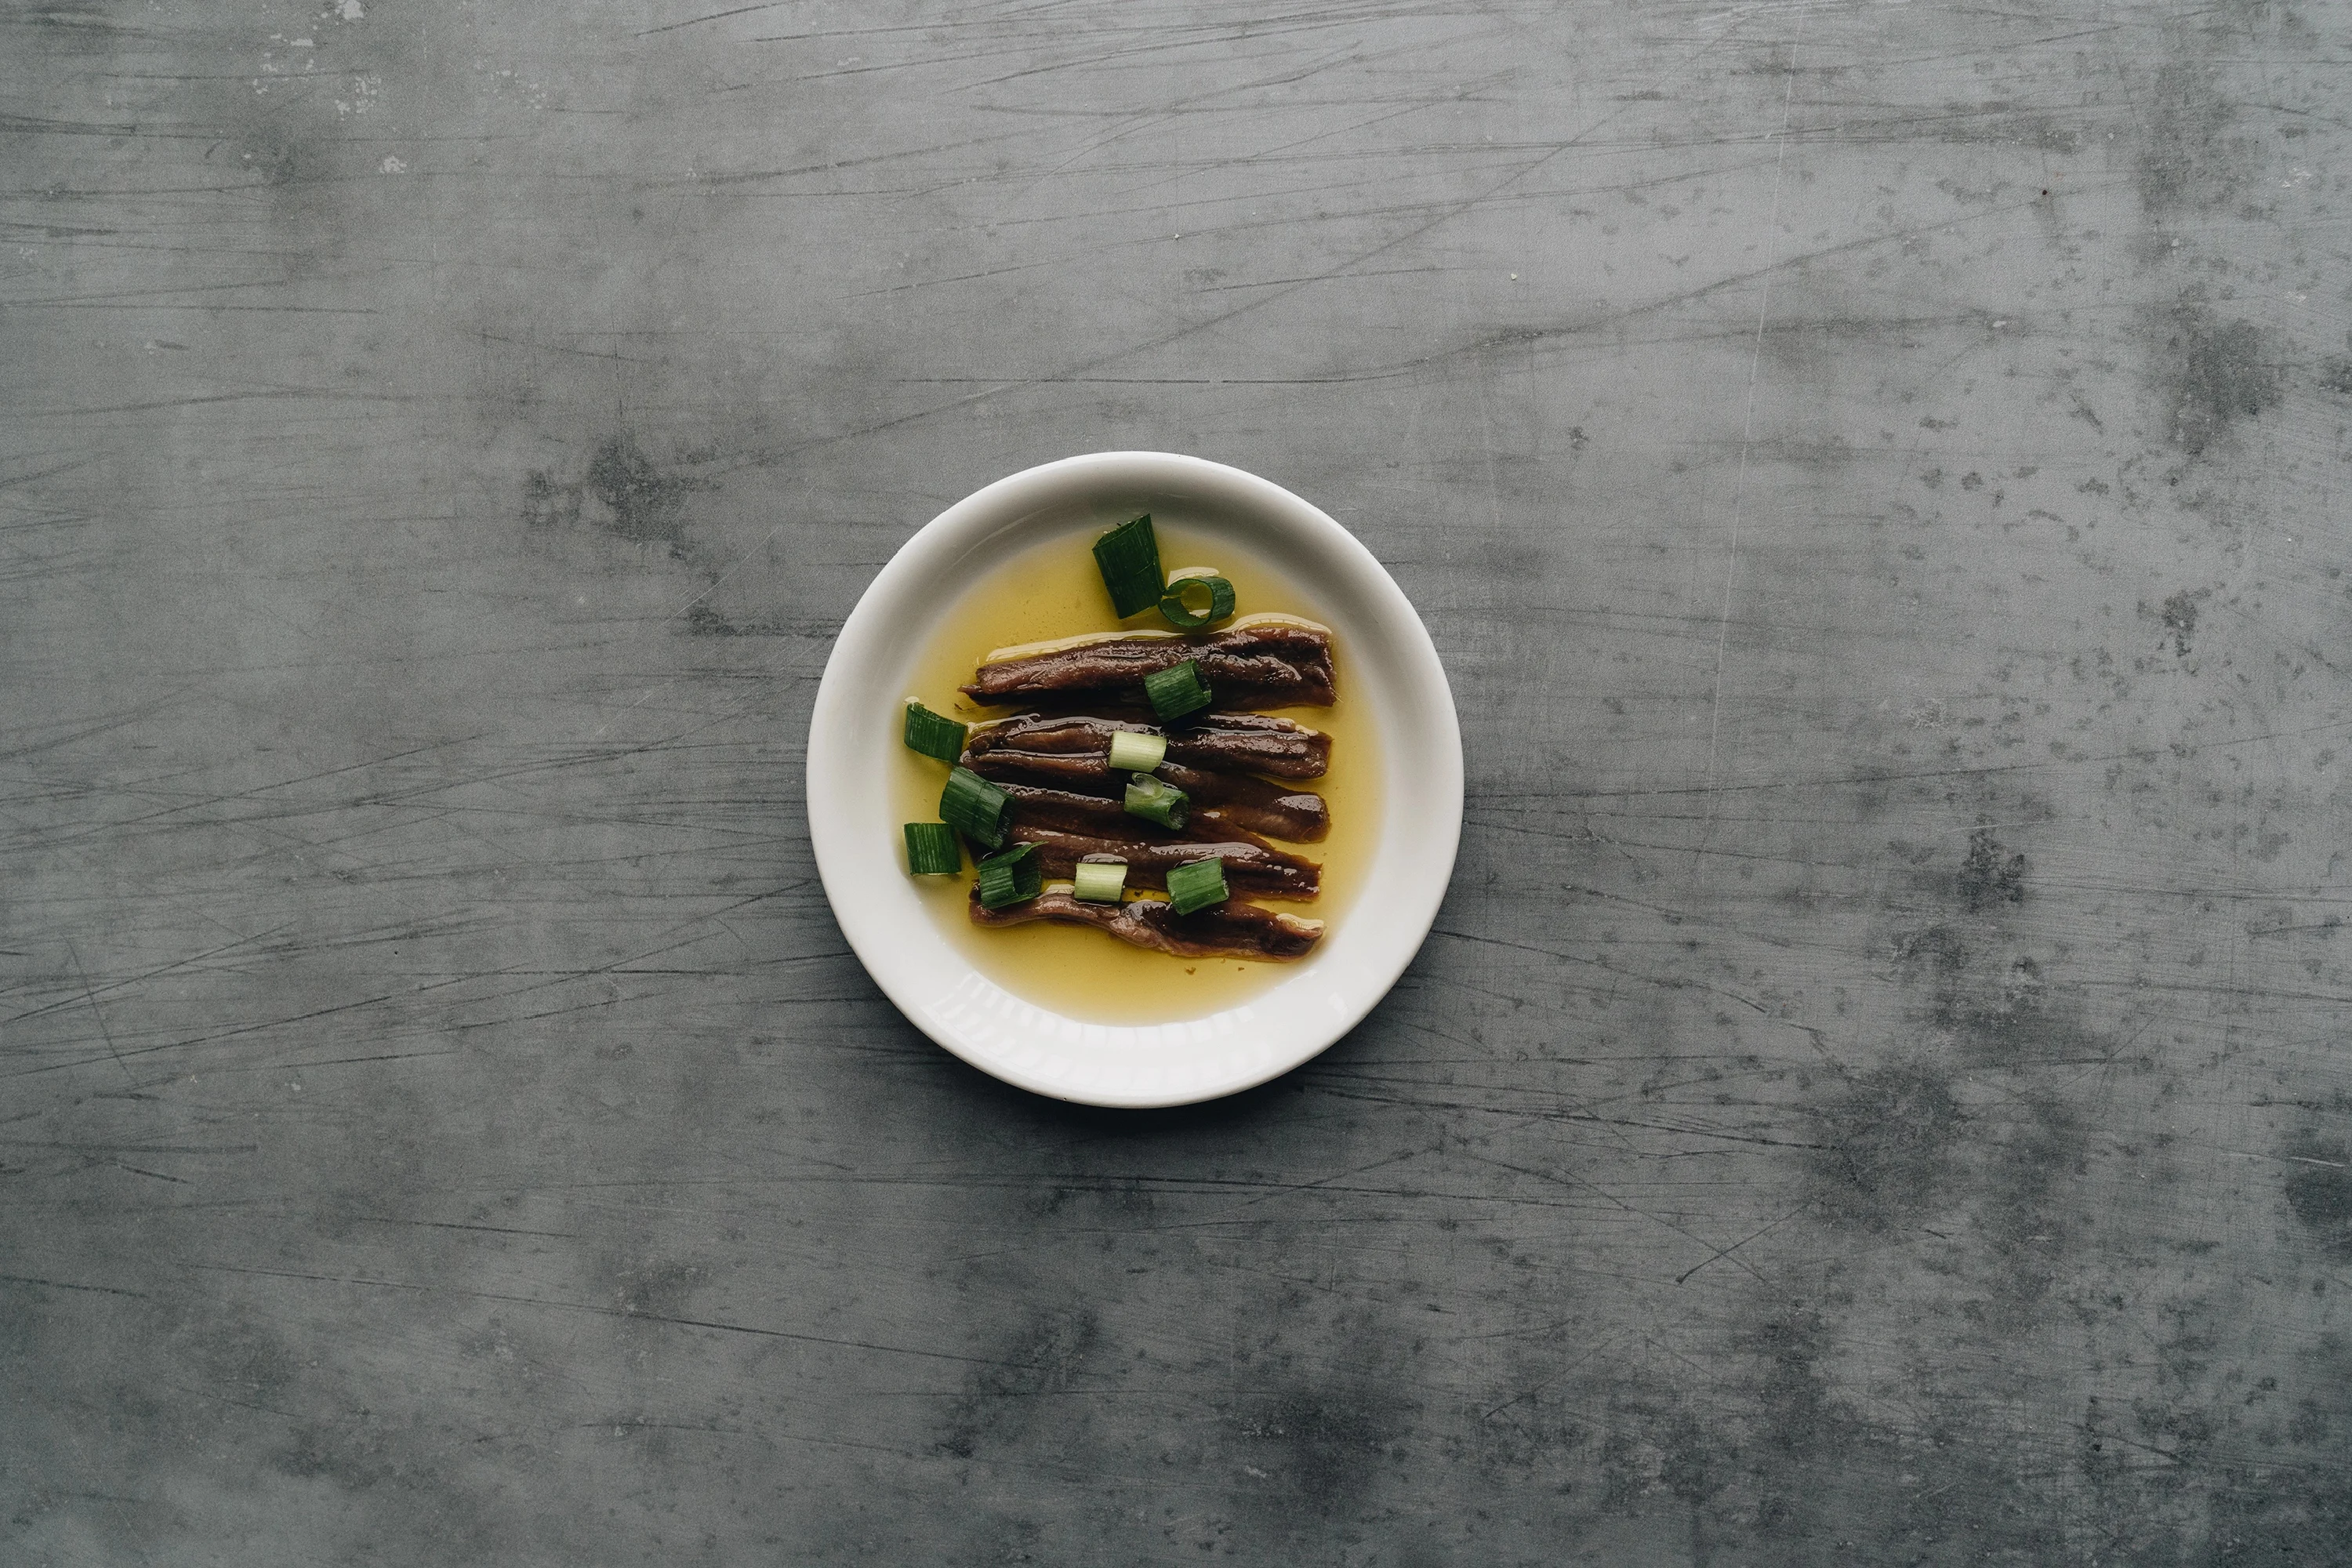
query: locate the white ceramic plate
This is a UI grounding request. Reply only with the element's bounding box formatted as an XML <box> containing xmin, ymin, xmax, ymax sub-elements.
<box><xmin>806</xmin><ymin>452</ymin><xmax>1461</xmax><ymax>1107</ymax></box>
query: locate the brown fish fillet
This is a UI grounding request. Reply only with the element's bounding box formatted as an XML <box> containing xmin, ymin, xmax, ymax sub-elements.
<box><xmin>967</xmin><ymin>758</ymin><xmax>1329</xmax><ymax>843</ymax></box>
<box><xmin>967</xmin><ymin>711</ymin><xmax>1331</xmax><ymax>780</ymax></box>
<box><xmin>961</xmin><ymin>620</ymin><xmax>1337</xmax><ymax>710</ymax></box>
<box><xmin>1004</xmin><ymin>822</ymin><xmax>1319</xmax><ymax>899</ymax></box>
<box><xmin>970</xmin><ymin>887</ymin><xmax>1324</xmax><ymax>963</ymax></box>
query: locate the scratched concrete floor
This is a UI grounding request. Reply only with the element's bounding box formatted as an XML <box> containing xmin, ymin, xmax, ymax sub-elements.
<box><xmin>6</xmin><ymin>1</ymin><xmax>2351</xmax><ymax>1563</ymax></box>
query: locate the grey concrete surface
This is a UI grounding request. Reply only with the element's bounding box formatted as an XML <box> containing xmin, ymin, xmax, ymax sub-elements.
<box><xmin>6</xmin><ymin>1</ymin><xmax>2351</xmax><ymax>1562</ymax></box>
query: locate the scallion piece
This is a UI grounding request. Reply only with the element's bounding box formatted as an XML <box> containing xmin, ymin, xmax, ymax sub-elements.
<box><xmin>903</xmin><ymin>822</ymin><xmax>960</xmax><ymax>875</ymax></box>
<box><xmin>1157</xmin><ymin>573</ymin><xmax>1236</xmax><ymax>630</ymax></box>
<box><xmin>975</xmin><ymin>842</ymin><xmax>1043</xmax><ymax>909</ymax></box>
<box><xmin>1072</xmin><ymin>857</ymin><xmax>1127</xmax><ymax>903</ymax></box>
<box><xmin>1106</xmin><ymin>729</ymin><xmax>1167</xmax><ymax>773</ymax></box>
<box><xmin>1165</xmin><ymin>856</ymin><xmax>1229</xmax><ymax>916</ymax></box>
<box><xmin>902</xmin><ymin>699</ymin><xmax>967</xmax><ymax>763</ymax></box>
<box><xmin>1092</xmin><ymin>514</ymin><xmax>1163</xmax><ymax>618</ymax></box>
<box><xmin>940</xmin><ymin>765</ymin><xmax>1008</xmax><ymax>849</ymax></box>
<box><xmin>1143</xmin><ymin>658</ymin><xmax>1212</xmax><ymax>721</ymax></box>
<box><xmin>1123</xmin><ymin>772</ymin><xmax>1189</xmax><ymax>830</ymax></box>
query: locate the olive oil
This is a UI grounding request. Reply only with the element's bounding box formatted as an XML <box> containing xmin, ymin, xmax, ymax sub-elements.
<box><xmin>891</xmin><ymin>524</ymin><xmax>1381</xmax><ymax>1025</ymax></box>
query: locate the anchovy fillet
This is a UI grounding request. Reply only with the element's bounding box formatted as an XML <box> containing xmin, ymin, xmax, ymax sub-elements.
<box><xmin>969</xmin><ymin>887</ymin><xmax>1324</xmax><ymax>962</ymax></box>
<box><xmin>1004</xmin><ymin>822</ymin><xmax>1319</xmax><ymax>899</ymax></box>
<box><xmin>962</xmin><ymin>622</ymin><xmax>1337</xmax><ymax>710</ymax></box>
<box><xmin>967</xmin><ymin>756</ymin><xmax>1329</xmax><ymax>843</ymax></box>
<box><xmin>967</xmin><ymin>711</ymin><xmax>1331</xmax><ymax>781</ymax></box>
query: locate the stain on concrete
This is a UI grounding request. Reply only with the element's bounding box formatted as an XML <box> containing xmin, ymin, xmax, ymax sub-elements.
<box><xmin>523</xmin><ymin>434</ymin><xmax>710</xmax><ymax>558</ymax></box>
<box><xmin>2282</xmin><ymin>1136</ymin><xmax>2352</xmax><ymax>1254</ymax></box>
<box><xmin>520</xmin><ymin>468</ymin><xmax>582</xmax><ymax>530</ymax></box>
<box><xmin>2154</xmin><ymin>306</ymin><xmax>2281</xmax><ymax>457</ymax></box>
<box><xmin>683</xmin><ymin>603</ymin><xmax>793</xmax><ymax>637</ymax></box>
<box><xmin>1231</xmin><ymin>1370</ymin><xmax>1417</xmax><ymax>1518</ymax></box>
<box><xmin>2198</xmin><ymin>1486</ymin><xmax>2352</xmax><ymax>1568</ymax></box>
<box><xmin>937</xmin><ymin>1305</ymin><xmax>1100</xmax><ymax>1460</ymax></box>
<box><xmin>1738</xmin><ymin>1312</ymin><xmax>1841</xmax><ymax>1454</ymax></box>
<box><xmin>1806</xmin><ymin>1062</ymin><xmax>1964</xmax><ymax>1229</ymax></box>
<box><xmin>1897</xmin><ymin>926</ymin><xmax>2116</xmax><ymax>1069</ymax></box>
<box><xmin>238</xmin><ymin>125</ymin><xmax>313</xmax><ymax>189</ymax></box>
<box><xmin>2161</xmin><ymin>588</ymin><xmax>2204</xmax><ymax>655</ymax></box>
<box><xmin>1957</xmin><ymin>825</ymin><xmax>2027</xmax><ymax>911</ymax></box>
<box><xmin>1978</xmin><ymin>1096</ymin><xmax>2085</xmax><ymax>1325</ymax></box>
<box><xmin>585</xmin><ymin>437</ymin><xmax>697</xmax><ymax>550</ymax></box>
<box><xmin>273</xmin><ymin>1418</ymin><xmax>395</xmax><ymax>1489</ymax></box>
<box><xmin>1595</xmin><ymin>1403</ymin><xmax>1724</xmax><ymax>1511</ymax></box>
<box><xmin>612</xmin><ymin>1258</ymin><xmax>702</xmax><ymax>1318</ymax></box>
<box><xmin>2189</xmin><ymin>1337</ymin><xmax>2352</xmax><ymax>1563</ymax></box>
<box><xmin>2136</xmin><ymin>60</ymin><xmax>2237</xmax><ymax>215</ymax></box>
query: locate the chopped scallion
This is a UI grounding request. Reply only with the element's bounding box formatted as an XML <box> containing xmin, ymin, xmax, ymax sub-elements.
<box><xmin>1123</xmin><ymin>772</ymin><xmax>1189</xmax><ymax>830</ymax></box>
<box><xmin>903</xmin><ymin>822</ymin><xmax>960</xmax><ymax>875</ymax></box>
<box><xmin>1092</xmin><ymin>514</ymin><xmax>1164</xmax><ymax>618</ymax></box>
<box><xmin>1072</xmin><ymin>857</ymin><xmax>1127</xmax><ymax>903</ymax></box>
<box><xmin>1143</xmin><ymin>659</ymin><xmax>1213</xmax><ymax>720</ymax></box>
<box><xmin>1165</xmin><ymin>856</ymin><xmax>1229</xmax><ymax>916</ymax></box>
<box><xmin>1106</xmin><ymin>729</ymin><xmax>1167</xmax><ymax>773</ymax></box>
<box><xmin>975</xmin><ymin>842</ymin><xmax>1043</xmax><ymax>909</ymax></box>
<box><xmin>940</xmin><ymin>765</ymin><xmax>1009</xmax><ymax>848</ymax></box>
<box><xmin>902</xmin><ymin>699</ymin><xmax>967</xmax><ymax>763</ymax></box>
<box><xmin>1157</xmin><ymin>573</ymin><xmax>1236</xmax><ymax>630</ymax></box>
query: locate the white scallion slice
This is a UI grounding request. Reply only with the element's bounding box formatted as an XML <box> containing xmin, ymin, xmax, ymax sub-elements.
<box><xmin>1106</xmin><ymin>730</ymin><xmax>1167</xmax><ymax>773</ymax></box>
<box><xmin>1071</xmin><ymin>858</ymin><xmax>1127</xmax><ymax>903</ymax></box>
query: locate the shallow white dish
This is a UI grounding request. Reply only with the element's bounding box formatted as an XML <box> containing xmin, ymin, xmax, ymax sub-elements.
<box><xmin>805</xmin><ymin>452</ymin><xmax>1461</xmax><ymax>1108</ymax></box>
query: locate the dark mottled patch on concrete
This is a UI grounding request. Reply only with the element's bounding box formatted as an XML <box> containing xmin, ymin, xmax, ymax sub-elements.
<box><xmin>1957</xmin><ymin>825</ymin><xmax>2027</xmax><ymax>911</ymax></box>
<box><xmin>2321</xmin><ymin>352</ymin><xmax>2352</xmax><ymax>397</ymax></box>
<box><xmin>586</xmin><ymin>437</ymin><xmax>697</xmax><ymax>550</ymax></box>
<box><xmin>937</xmin><ymin>1305</ymin><xmax>1100</xmax><ymax>1460</ymax></box>
<box><xmin>1594</xmin><ymin>1401</ymin><xmax>1728</xmax><ymax>1537</ymax></box>
<box><xmin>683</xmin><ymin>604</ymin><xmax>793</xmax><ymax>637</ymax></box>
<box><xmin>1977</xmin><ymin>1096</ymin><xmax>2085</xmax><ymax>1325</ymax></box>
<box><xmin>1738</xmin><ymin>1312</ymin><xmax>1842</xmax><ymax>1453</ymax></box>
<box><xmin>238</xmin><ymin>124</ymin><xmax>314</xmax><ymax>189</ymax></box>
<box><xmin>1806</xmin><ymin>1062</ymin><xmax>1964</xmax><ymax>1229</ymax></box>
<box><xmin>273</xmin><ymin>1418</ymin><xmax>396</xmax><ymax>1489</ymax></box>
<box><xmin>2180</xmin><ymin>1335</ymin><xmax>2352</xmax><ymax>1564</ymax></box>
<box><xmin>520</xmin><ymin>468</ymin><xmax>582</xmax><ymax>530</ymax></box>
<box><xmin>2154</xmin><ymin>306</ymin><xmax>2281</xmax><ymax>457</ymax></box>
<box><xmin>1890</xmin><ymin>921</ymin><xmax>1969</xmax><ymax>978</ymax></box>
<box><xmin>1230</xmin><ymin>1367</ymin><xmax>1417</xmax><ymax>1518</ymax></box>
<box><xmin>2161</xmin><ymin>588</ymin><xmax>2204</xmax><ymax>655</ymax></box>
<box><xmin>1899</xmin><ymin>929</ymin><xmax>2116</xmax><ymax>1068</ymax></box>
<box><xmin>524</xmin><ymin>435</ymin><xmax>710</xmax><ymax>558</ymax></box>
<box><xmin>612</xmin><ymin>1258</ymin><xmax>703</xmax><ymax>1318</ymax></box>
<box><xmin>2136</xmin><ymin>60</ymin><xmax>2236</xmax><ymax>215</ymax></box>
<box><xmin>2282</xmin><ymin>1135</ymin><xmax>2352</xmax><ymax>1254</ymax></box>
<box><xmin>2198</xmin><ymin>1486</ymin><xmax>2352</xmax><ymax>1568</ymax></box>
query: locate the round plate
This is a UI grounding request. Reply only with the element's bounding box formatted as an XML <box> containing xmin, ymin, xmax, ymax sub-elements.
<box><xmin>805</xmin><ymin>452</ymin><xmax>1462</xmax><ymax>1107</ymax></box>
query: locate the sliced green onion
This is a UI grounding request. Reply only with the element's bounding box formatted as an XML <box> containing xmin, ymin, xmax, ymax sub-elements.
<box><xmin>975</xmin><ymin>842</ymin><xmax>1043</xmax><ymax>909</ymax></box>
<box><xmin>902</xmin><ymin>699</ymin><xmax>967</xmax><ymax>763</ymax></box>
<box><xmin>1072</xmin><ymin>857</ymin><xmax>1127</xmax><ymax>903</ymax></box>
<box><xmin>1165</xmin><ymin>856</ymin><xmax>1229</xmax><ymax>915</ymax></box>
<box><xmin>1106</xmin><ymin>729</ymin><xmax>1167</xmax><ymax>773</ymax></box>
<box><xmin>1157</xmin><ymin>574</ymin><xmax>1236</xmax><ymax>630</ymax></box>
<box><xmin>1123</xmin><ymin>772</ymin><xmax>1189</xmax><ymax>830</ymax></box>
<box><xmin>940</xmin><ymin>765</ymin><xmax>1008</xmax><ymax>848</ymax></box>
<box><xmin>1143</xmin><ymin>658</ymin><xmax>1213</xmax><ymax>721</ymax></box>
<box><xmin>1092</xmin><ymin>514</ymin><xmax>1163</xmax><ymax>618</ymax></box>
<box><xmin>903</xmin><ymin>822</ymin><xmax>961</xmax><ymax>875</ymax></box>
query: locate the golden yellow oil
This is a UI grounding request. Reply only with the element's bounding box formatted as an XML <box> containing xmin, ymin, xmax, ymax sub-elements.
<box><xmin>891</xmin><ymin>524</ymin><xmax>1381</xmax><ymax>1025</ymax></box>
